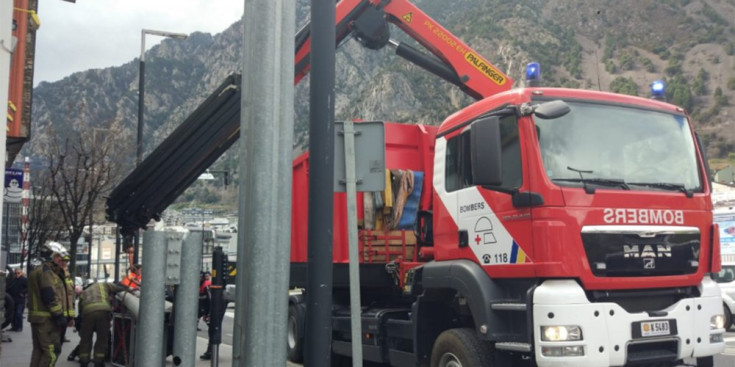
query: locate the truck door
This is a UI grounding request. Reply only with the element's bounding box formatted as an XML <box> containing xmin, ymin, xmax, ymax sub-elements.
<box><xmin>435</xmin><ymin>113</ymin><xmax>534</xmax><ymax>268</ymax></box>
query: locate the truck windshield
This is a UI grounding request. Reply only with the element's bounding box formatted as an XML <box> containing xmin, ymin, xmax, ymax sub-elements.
<box><xmin>535</xmin><ymin>101</ymin><xmax>702</xmax><ymax>193</ymax></box>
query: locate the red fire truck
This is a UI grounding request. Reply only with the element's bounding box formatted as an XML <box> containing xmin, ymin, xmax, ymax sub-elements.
<box><xmin>286</xmin><ymin>1</ymin><xmax>726</xmax><ymax>366</ymax></box>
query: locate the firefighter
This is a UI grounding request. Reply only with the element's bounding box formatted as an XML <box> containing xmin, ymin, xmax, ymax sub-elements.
<box><xmin>77</xmin><ymin>281</ymin><xmax>129</xmax><ymax>367</ymax></box>
<box><xmin>28</xmin><ymin>241</ymin><xmax>75</xmax><ymax>367</ymax></box>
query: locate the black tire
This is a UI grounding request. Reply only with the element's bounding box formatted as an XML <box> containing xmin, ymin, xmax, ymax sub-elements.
<box><xmin>724</xmin><ymin>303</ymin><xmax>732</xmax><ymax>331</ymax></box>
<box><xmin>287</xmin><ymin>304</ymin><xmax>304</xmax><ymax>362</ymax></box>
<box><xmin>430</xmin><ymin>328</ymin><xmax>493</xmax><ymax>367</ymax></box>
<box><xmin>696</xmin><ymin>356</ymin><xmax>714</xmax><ymax>367</ymax></box>
<box><xmin>331</xmin><ymin>353</ymin><xmax>352</xmax><ymax>367</ymax></box>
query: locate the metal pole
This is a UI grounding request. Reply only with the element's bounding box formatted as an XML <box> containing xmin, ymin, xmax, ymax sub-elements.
<box><xmin>137</xmin><ymin>30</ymin><xmax>145</xmax><ymax>167</ymax></box>
<box><xmin>114</xmin><ymin>226</ymin><xmax>121</xmax><ymax>283</ymax></box>
<box><xmin>135</xmin><ymin>230</ymin><xmax>168</xmax><ymax>367</ymax></box>
<box><xmin>93</xmin><ymin>209</ymin><xmax>98</xmax><ymax>280</ymax></box>
<box><xmin>233</xmin><ymin>1</ymin><xmax>295</xmax><ymax>365</ymax></box>
<box><xmin>173</xmin><ymin>232</ymin><xmax>203</xmax><ymax>367</ymax></box>
<box><xmin>343</xmin><ymin>120</ymin><xmax>363</xmax><ymax>367</ymax></box>
<box><xmin>133</xmin><ymin>233</ymin><xmax>139</xmax><ymax>267</ymax></box>
<box><xmin>209</xmin><ymin>247</ymin><xmax>226</xmax><ymax>367</ymax></box>
<box><xmin>305</xmin><ymin>0</ymin><xmax>336</xmax><ymax>365</ymax></box>
<box><xmin>134</xmin><ymin>30</ymin><xmax>187</xmax><ymax>266</ymax></box>
<box><xmin>0</xmin><ymin>0</ymin><xmax>12</xmax><ymax>273</ymax></box>
<box><xmin>20</xmin><ymin>157</ymin><xmax>30</xmax><ymax>272</ymax></box>
<box><xmin>134</xmin><ymin>31</ymin><xmax>146</xmax><ymax>266</ymax></box>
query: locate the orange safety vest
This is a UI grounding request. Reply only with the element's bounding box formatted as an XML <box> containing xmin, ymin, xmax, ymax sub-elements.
<box><xmin>121</xmin><ymin>273</ymin><xmax>140</xmax><ymax>290</ymax></box>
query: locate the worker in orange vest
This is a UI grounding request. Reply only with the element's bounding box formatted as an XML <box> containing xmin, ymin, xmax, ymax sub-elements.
<box><xmin>120</xmin><ymin>265</ymin><xmax>141</xmax><ymax>290</ymax></box>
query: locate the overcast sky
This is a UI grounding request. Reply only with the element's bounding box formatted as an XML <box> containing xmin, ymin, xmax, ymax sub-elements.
<box><xmin>34</xmin><ymin>0</ymin><xmax>244</xmax><ymax>86</ymax></box>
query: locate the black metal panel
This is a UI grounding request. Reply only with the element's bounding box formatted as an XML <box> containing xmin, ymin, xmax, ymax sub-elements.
<box><xmin>105</xmin><ymin>74</ymin><xmax>242</xmax><ymax>235</ymax></box>
<box><xmin>582</xmin><ymin>232</ymin><xmax>699</xmax><ymax>277</ymax></box>
<box><xmin>289</xmin><ymin>263</ymin><xmax>396</xmax><ymax>289</ymax></box>
<box><xmin>626</xmin><ymin>339</ymin><xmax>679</xmax><ymax>365</ymax></box>
<box><xmin>589</xmin><ymin>286</ymin><xmax>698</xmax><ymax>314</ymax></box>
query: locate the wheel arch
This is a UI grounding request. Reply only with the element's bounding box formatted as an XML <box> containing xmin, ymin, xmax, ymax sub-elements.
<box><xmin>413</xmin><ymin>260</ymin><xmax>506</xmax><ymax>362</ymax></box>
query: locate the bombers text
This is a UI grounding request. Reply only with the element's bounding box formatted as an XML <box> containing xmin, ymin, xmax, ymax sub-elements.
<box><xmin>603</xmin><ymin>208</ymin><xmax>684</xmax><ymax>225</ymax></box>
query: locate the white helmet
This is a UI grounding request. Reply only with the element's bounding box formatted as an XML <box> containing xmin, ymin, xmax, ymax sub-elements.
<box><xmin>41</xmin><ymin>241</ymin><xmax>71</xmax><ymax>262</ymax></box>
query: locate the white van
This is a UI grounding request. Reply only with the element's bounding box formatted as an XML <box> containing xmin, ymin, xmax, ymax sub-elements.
<box><xmin>712</xmin><ymin>262</ymin><xmax>735</xmax><ymax>330</ymax></box>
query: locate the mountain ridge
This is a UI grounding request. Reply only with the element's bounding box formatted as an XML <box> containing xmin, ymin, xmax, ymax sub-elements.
<box><xmin>28</xmin><ymin>0</ymin><xmax>735</xmax><ymax>173</ymax></box>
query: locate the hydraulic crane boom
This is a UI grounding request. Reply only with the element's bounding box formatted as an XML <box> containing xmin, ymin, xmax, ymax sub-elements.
<box><xmin>107</xmin><ymin>0</ymin><xmax>514</xmax><ymax>235</ymax></box>
<box><xmin>294</xmin><ymin>0</ymin><xmax>513</xmax><ymax>100</ymax></box>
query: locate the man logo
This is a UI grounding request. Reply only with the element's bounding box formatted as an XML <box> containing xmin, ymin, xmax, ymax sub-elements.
<box><xmin>644</xmin><ymin>258</ymin><xmax>656</xmax><ymax>269</ymax></box>
<box><xmin>623</xmin><ymin>244</ymin><xmax>672</xmax><ymax>258</ymax></box>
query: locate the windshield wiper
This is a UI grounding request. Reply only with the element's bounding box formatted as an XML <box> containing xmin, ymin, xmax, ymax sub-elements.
<box><xmin>563</xmin><ymin>166</ymin><xmax>631</xmax><ymax>194</ymax></box>
<box><xmin>627</xmin><ymin>182</ymin><xmax>694</xmax><ymax>198</ymax></box>
<box><xmin>566</xmin><ymin>166</ymin><xmax>594</xmax><ymax>194</ymax></box>
<box><xmin>553</xmin><ymin>177</ymin><xmax>631</xmax><ymax>193</ymax></box>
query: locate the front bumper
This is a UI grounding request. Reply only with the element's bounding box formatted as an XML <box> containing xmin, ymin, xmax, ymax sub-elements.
<box><xmin>533</xmin><ymin>278</ymin><xmax>725</xmax><ymax>367</ymax></box>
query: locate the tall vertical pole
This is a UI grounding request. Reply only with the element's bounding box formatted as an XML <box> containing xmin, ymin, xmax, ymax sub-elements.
<box><xmin>233</xmin><ymin>1</ymin><xmax>295</xmax><ymax>366</ymax></box>
<box><xmin>173</xmin><ymin>232</ymin><xmax>203</xmax><ymax>367</ymax></box>
<box><xmin>21</xmin><ymin>157</ymin><xmax>30</xmax><ymax>272</ymax></box>
<box><xmin>134</xmin><ymin>31</ymin><xmax>146</xmax><ymax>266</ymax></box>
<box><xmin>134</xmin><ymin>231</ymin><xmax>167</xmax><ymax>367</ymax></box>
<box><xmin>137</xmin><ymin>31</ymin><xmax>146</xmax><ymax>168</ymax></box>
<box><xmin>343</xmin><ymin>121</ymin><xmax>363</xmax><ymax>366</ymax></box>
<box><xmin>0</xmin><ymin>0</ymin><xmax>13</xmax><ymax>272</ymax></box>
<box><xmin>305</xmin><ymin>0</ymin><xmax>336</xmax><ymax>366</ymax></box>
<box><xmin>114</xmin><ymin>226</ymin><xmax>121</xmax><ymax>283</ymax></box>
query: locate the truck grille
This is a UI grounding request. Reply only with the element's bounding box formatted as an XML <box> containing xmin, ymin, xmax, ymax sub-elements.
<box><xmin>581</xmin><ymin>226</ymin><xmax>699</xmax><ymax>277</ymax></box>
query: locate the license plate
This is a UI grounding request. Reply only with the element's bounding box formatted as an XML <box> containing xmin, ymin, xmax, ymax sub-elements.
<box><xmin>640</xmin><ymin>320</ymin><xmax>671</xmax><ymax>337</ymax></box>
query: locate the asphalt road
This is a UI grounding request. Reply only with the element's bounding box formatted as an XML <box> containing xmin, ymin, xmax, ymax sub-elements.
<box><xmin>207</xmin><ymin>310</ymin><xmax>735</xmax><ymax>366</ymax></box>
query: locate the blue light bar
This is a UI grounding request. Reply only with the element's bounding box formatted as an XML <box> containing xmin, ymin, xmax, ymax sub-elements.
<box><xmin>650</xmin><ymin>80</ymin><xmax>665</xmax><ymax>99</ymax></box>
<box><xmin>526</xmin><ymin>62</ymin><xmax>540</xmax><ymax>81</ymax></box>
<box><xmin>526</xmin><ymin>62</ymin><xmax>541</xmax><ymax>87</ymax></box>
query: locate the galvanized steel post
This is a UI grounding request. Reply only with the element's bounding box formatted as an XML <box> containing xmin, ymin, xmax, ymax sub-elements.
<box><xmin>233</xmin><ymin>0</ymin><xmax>295</xmax><ymax>365</ymax></box>
<box><xmin>172</xmin><ymin>232</ymin><xmax>203</xmax><ymax>367</ymax></box>
<box><xmin>135</xmin><ymin>231</ymin><xmax>168</xmax><ymax>366</ymax></box>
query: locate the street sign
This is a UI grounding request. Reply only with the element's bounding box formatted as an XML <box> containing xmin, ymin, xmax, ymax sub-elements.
<box><xmin>333</xmin><ymin>121</ymin><xmax>385</xmax><ymax>192</ymax></box>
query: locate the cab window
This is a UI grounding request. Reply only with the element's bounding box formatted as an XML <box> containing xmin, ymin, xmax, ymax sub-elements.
<box><xmin>445</xmin><ymin>115</ymin><xmax>521</xmax><ymax>192</ymax></box>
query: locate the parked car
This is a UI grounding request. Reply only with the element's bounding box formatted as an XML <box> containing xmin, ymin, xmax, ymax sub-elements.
<box><xmin>712</xmin><ymin>261</ymin><xmax>735</xmax><ymax>330</ymax></box>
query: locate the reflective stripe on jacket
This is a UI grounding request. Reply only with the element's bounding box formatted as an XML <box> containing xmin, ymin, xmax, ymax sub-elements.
<box><xmin>28</xmin><ymin>262</ymin><xmax>75</xmax><ymax>321</ymax></box>
<box><xmin>80</xmin><ymin>282</ymin><xmax>127</xmax><ymax>315</ymax></box>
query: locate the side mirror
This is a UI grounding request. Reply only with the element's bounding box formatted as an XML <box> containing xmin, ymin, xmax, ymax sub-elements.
<box><xmin>471</xmin><ymin>116</ymin><xmax>502</xmax><ymax>186</ymax></box>
<box><xmin>534</xmin><ymin>100</ymin><xmax>570</xmax><ymax>119</ymax></box>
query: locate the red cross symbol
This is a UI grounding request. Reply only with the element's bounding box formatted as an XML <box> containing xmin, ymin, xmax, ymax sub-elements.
<box><xmin>475</xmin><ymin>234</ymin><xmax>481</xmax><ymax>245</ymax></box>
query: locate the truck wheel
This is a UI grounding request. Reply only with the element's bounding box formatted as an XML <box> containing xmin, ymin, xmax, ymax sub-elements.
<box><xmin>287</xmin><ymin>304</ymin><xmax>304</xmax><ymax>362</ymax></box>
<box><xmin>724</xmin><ymin>303</ymin><xmax>732</xmax><ymax>331</ymax></box>
<box><xmin>430</xmin><ymin>328</ymin><xmax>493</xmax><ymax>367</ymax></box>
<box><xmin>331</xmin><ymin>353</ymin><xmax>352</xmax><ymax>367</ymax></box>
<box><xmin>696</xmin><ymin>356</ymin><xmax>714</xmax><ymax>367</ymax></box>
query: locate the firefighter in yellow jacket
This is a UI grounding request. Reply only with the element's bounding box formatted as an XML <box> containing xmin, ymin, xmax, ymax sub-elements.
<box><xmin>28</xmin><ymin>241</ymin><xmax>76</xmax><ymax>367</ymax></box>
<box><xmin>78</xmin><ymin>281</ymin><xmax>128</xmax><ymax>367</ymax></box>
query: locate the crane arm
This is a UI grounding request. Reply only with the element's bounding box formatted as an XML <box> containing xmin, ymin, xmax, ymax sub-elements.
<box><xmin>293</xmin><ymin>0</ymin><xmax>513</xmax><ymax>100</ymax></box>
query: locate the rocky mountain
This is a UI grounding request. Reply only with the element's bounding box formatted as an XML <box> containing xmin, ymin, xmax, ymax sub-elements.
<box><xmin>28</xmin><ymin>0</ymin><xmax>735</xmax><ymax>177</ymax></box>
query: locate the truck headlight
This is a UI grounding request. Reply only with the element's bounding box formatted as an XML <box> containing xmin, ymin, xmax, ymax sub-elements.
<box><xmin>710</xmin><ymin>314</ymin><xmax>725</xmax><ymax>330</ymax></box>
<box><xmin>541</xmin><ymin>325</ymin><xmax>582</xmax><ymax>341</ymax></box>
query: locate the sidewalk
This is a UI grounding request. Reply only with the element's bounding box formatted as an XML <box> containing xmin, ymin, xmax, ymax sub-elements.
<box><xmin>0</xmin><ymin>315</ymin><xmax>231</xmax><ymax>367</ymax></box>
